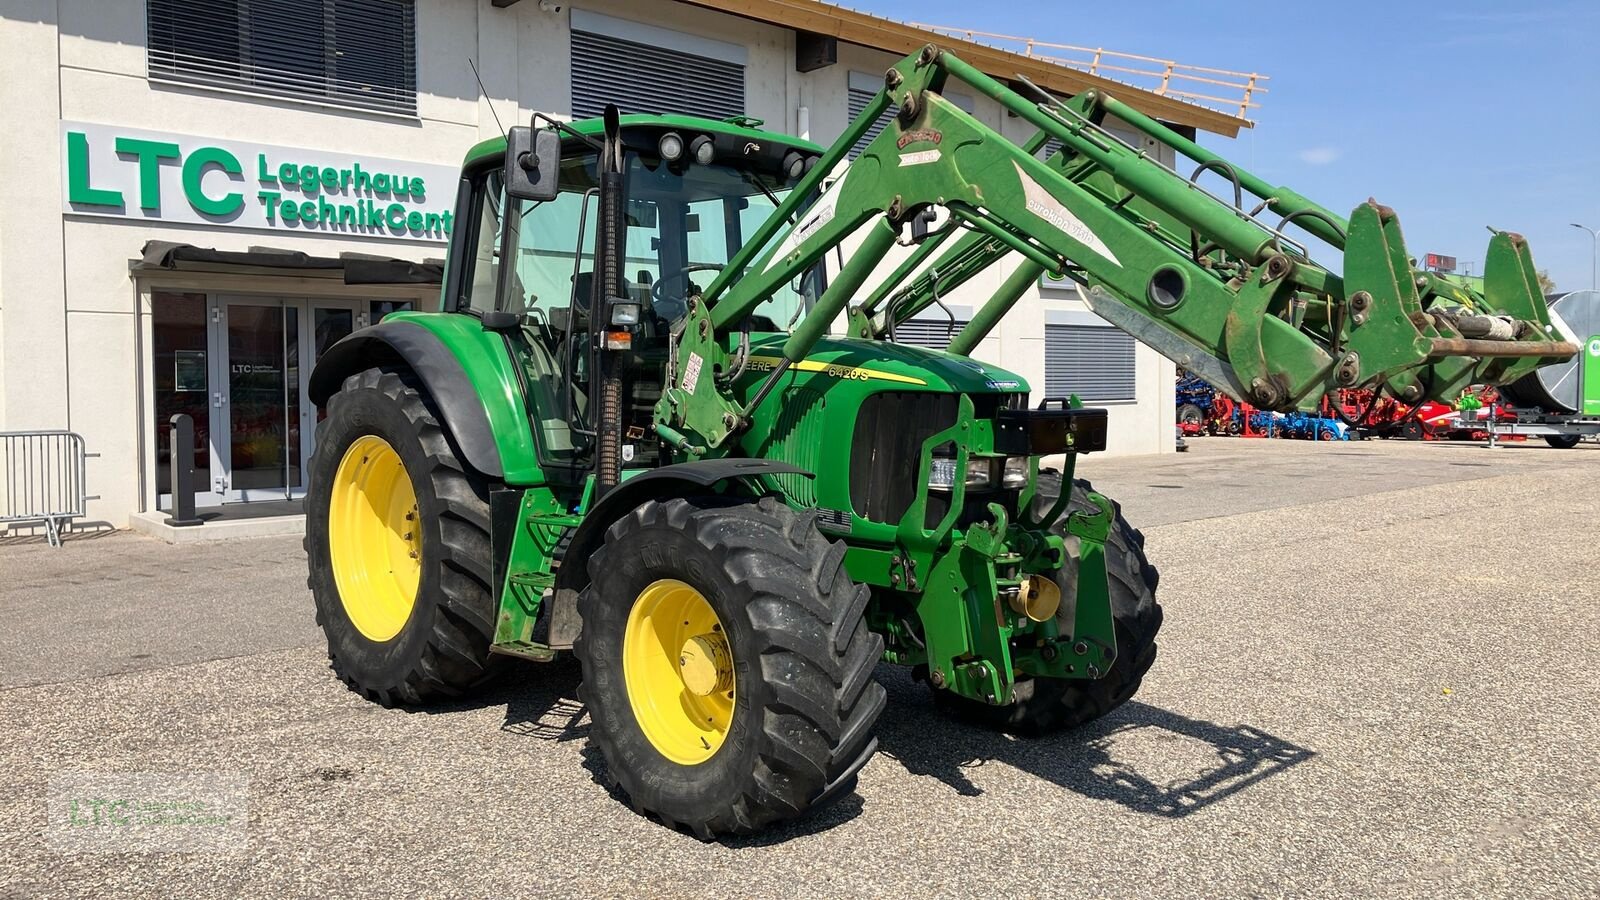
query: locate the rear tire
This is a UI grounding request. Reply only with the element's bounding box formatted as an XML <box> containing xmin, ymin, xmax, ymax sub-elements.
<box><xmin>934</xmin><ymin>473</ymin><xmax>1162</xmax><ymax>736</ymax></box>
<box><xmin>1544</xmin><ymin>434</ymin><xmax>1581</xmax><ymax>449</ymax></box>
<box><xmin>306</xmin><ymin>366</ymin><xmax>501</xmax><ymax>706</ymax></box>
<box><xmin>576</xmin><ymin>495</ymin><xmax>886</xmax><ymax>837</ymax></box>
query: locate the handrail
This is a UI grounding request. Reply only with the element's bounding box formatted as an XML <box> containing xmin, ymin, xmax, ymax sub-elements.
<box><xmin>910</xmin><ymin>23</ymin><xmax>1269</xmax><ymax>121</ymax></box>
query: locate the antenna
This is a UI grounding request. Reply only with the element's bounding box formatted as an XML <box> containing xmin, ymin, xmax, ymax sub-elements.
<box><xmin>467</xmin><ymin>57</ymin><xmax>507</xmax><ymax>138</ymax></box>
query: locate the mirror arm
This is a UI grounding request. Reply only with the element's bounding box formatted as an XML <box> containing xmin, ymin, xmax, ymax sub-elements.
<box><xmin>532</xmin><ymin>112</ymin><xmax>604</xmax><ymax>152</ymax></box>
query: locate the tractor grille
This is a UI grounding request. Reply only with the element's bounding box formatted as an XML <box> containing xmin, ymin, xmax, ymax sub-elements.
<box><xmin>762</xmin><ymin>386</ymin><xmax>825</xmax><ymax>506</ymax></box>
<box><xmin>849</xmin><ymin>392</ymin><xmax>960</xmax><ymax>523</ymax></box>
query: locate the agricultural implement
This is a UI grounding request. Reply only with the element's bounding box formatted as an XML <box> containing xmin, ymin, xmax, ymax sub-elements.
<box><xmin>304</xmin><ymin>46</ymin><xmax>1574</xmax><ymax>836</ymax></box>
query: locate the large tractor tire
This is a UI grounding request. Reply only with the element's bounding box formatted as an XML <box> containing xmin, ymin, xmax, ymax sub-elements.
<box><xmin>306</xmin><ymin>366</ymin><xmax>501</xmax><ymax>706</ymax></box>
<box><xmin>935</xmin><ymin>472</ymin><xmax>1162</xmax><ymax>736</ymax></box>
<box><xmin>575</xmin><ymin>495</ymin><xmax>886</xmax><ymax>837</ymax></box>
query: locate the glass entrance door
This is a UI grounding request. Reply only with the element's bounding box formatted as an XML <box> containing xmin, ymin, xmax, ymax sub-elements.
<box><xmin>211</xmin><ymin>296</ymin><xmax>366</xmax><ymax>503</ymax></box>
<box><xmin>217</xmin><ymin>298</ymin><xmax>300</xmax><ymax>501</ymax></box>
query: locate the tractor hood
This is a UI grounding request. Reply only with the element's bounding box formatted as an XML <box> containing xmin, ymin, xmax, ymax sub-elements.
<box><xmin>740</xmin><ymin>333</ymin><xmax>1029</xmax><ymax>397</ymax></box>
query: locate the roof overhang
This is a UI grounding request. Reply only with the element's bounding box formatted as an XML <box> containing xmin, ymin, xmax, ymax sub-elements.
<box><xmin>675</xmin><ymin>0</ymin><xmax>1250</xmax><ymax>137</ymax></box>
<box><xmin>134</xmin><ymin>241</ymin><xmax>444</xmax><ymax>285</ymax></box>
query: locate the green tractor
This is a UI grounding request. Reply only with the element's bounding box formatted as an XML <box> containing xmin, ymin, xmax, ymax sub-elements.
<box><xmin>306</xmin><ymin>47</ymin><xmax>1572</xmax><ymax>836</ymax></box>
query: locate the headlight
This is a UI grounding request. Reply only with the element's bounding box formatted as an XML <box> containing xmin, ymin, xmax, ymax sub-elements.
<box><xmin>690</xmin><ymin>134</ymin><xmax>716</xmax><ymax>165</ymax></box>
<box><xmin>1002</xmin><ymin>456</ymin><xmax>1029</xmax><ymax>489</ymax></box>
<box><xmin>964</xmin><ymin>458</ymin><xmax>993</xmax><ymax>489</ymax></box>
<box><xmin>609</xmin><ymin>301</ymin><xmax>641</xmax><ymax>325</ymax></box>
<box><xmin>928</xmin><ymin>457</ymin><xmax>994</xmax><ymax>491</ymax></box>
<box><xmin>658</xmin><ymin>132</ymin><xmax>685</xmax><ymax>162</ymax></box>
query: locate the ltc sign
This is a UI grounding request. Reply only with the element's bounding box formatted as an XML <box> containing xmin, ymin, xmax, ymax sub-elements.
<box><xmin>60</xmin><ymin>122</ymin><xmax>459</xmax><ymax>243</ymax></box>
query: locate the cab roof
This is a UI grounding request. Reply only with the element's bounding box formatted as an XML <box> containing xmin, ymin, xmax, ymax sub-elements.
<box><xmin>463</xmin><ymin>113</ymin><xmax>825</xmax><ymax>169</ymax></box>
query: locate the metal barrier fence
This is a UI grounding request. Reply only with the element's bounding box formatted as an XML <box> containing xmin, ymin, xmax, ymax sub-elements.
<box><xmin>1</xmin><ymin>431</ymin><xmax>93</xmax><ymax>547</ymax></box>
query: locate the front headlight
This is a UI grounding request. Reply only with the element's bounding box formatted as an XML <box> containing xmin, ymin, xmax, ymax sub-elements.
<box><xmin>1002</xmin><ymin>456</ymin><xmax>1029</xmax><ymax>489</ymax></box>
<box><xmin>927</xmin><ymin>457</ymin><xmax>995</xmax><ymax>491</ymax></box>
<box><xmin>964</xmin><ymin>458</ymin><xmax>993</xmax><ymax>489</ymax></box>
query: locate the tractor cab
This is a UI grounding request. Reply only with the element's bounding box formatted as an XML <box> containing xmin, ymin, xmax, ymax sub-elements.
<box><xmin>451</xmin><ymin>115</ymin><xmax>826</xmax><ymax>477</ymax></box>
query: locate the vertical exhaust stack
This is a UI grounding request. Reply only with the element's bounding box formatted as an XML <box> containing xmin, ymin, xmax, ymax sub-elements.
<box><xmin>593</xmin><ymin>105</ymin><xmax>627</xmax><ymax>497</ymax></box>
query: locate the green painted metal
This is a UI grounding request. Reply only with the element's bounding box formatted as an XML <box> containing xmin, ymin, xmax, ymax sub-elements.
<box><xmin>1585</xmin><ymin>335</ymin><xmax>1600</xmax><ymax>416</ymax></box>
<box><xmin>492</xmin><ymin>486</ymin><xmax>576</xmax><ymax>662</ymax></box>
<box><xmin>377</xmin><ymin>310</ymin><xmax>545</xmax><ymax>486</ymax></box>
<box><xmin>395</xmin><ymin>46</ymin><xmax>1573</xmax><ymax>706</ymax></box>
<box><xmin>461</xmin><ymin>113</ymin><xmax>824</xmax><ymax>169</ymax></box>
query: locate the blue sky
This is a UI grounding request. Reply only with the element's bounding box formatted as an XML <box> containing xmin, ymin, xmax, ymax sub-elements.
<box><xmin>860</xmin><ymin>0</ymin><xmax>1600</xmax><ymax>291</ymax></box>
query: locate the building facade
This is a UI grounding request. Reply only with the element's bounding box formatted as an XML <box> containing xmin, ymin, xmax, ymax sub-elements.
<box><xmin>0</xmin><ymin>0</ymin><xmax>1242</xmax><ymax>530</ymax></box>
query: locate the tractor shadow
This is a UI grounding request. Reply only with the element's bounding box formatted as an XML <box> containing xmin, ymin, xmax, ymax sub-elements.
<box><xmin>460</xmin><ymin>657</ymin><xmax>864</xmax><ymax>842</ymax></box>
<box><xmin>449</xmin><ymin>660</ymin><xmax>1309</xmax><ymax>834</ymax></box>
<box><xmin>874</xmin><ymin>668</ymin><xmax>1314</xmax><ymax>818</ymax></box>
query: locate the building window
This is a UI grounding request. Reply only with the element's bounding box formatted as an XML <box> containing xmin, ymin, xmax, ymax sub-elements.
<box><xmin>893</xmin><ymin>317</ymin><xmax>969</xmax><ymax>351</ymax></box>
<box><xmin>847</xmin><ymin>71</ymin><xmax>974</xmax><ymax>159</ymax></box>
<box><xmin>1045</xmin><ymin>322</ymin><xmax>1136</xmax><ymax>401</ymax></box>
<box><xmin>146</xmin><ymin>0</ymin><xmax>418</xmax><ymax>116</ymax></box>
<box><xmin>570</xmin><ymin>11</ymin><xmax>745</xmax><ymax>120</ymax></box>
<box><xmin>369</xmin><ymin>300</ymin><xmax>414</xmax><ymax>322</ymax></box>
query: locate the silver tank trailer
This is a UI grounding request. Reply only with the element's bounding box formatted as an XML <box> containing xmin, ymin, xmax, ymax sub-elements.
<box><xmin>1500</xmin><ymin>289</ymin><xmax>1600</xmax><ymax>413</ymax></box>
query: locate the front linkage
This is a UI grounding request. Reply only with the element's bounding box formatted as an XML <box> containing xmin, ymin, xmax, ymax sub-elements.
<box><xmin>844</xmin><ymin>392</ymin><xmax>1119</xmax><ymax>709</ymax></box>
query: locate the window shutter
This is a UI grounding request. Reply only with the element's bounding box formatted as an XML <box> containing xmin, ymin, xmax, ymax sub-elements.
<box><xmin>894</xmin><ymin>318</ymin><xmax>969</xmax><ymax>351</ymax></box>
<box><xmin>847</xmin><ymin>84</ymin><xmax>897</xmax><ymax>159</ymax></box>
<box><xmin>1045</xmin><ymin>323</ymin><xmax>1136</xmax><ymax>401</ymax></box>
<box><xmin>571</xmin><ymin>30</ymin><xmax>745</xmax><ymax>120</ymax></box>
<box><xmin>146</xmin><ymin>0</ymin><xmax>416</xmax><ymax>116</ymax></box>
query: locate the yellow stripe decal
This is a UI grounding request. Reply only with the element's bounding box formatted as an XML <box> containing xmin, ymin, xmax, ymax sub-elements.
<box><xmin>747</xmin><ymin>355</ymin><xmax>927</xmax><ymax>386</ymax></box>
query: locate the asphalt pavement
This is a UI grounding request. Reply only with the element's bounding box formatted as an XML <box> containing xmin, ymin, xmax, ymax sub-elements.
<box><xmin>2</xmin><ymin>438</ymin><xmax>1596</xmax><ymax>897</ymax></box>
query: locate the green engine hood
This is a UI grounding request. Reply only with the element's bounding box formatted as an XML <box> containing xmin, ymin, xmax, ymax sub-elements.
<box><xmin>740</xmin><ymin>333</ymin><xmax>1029</xmax><ymax>396</ymax></box>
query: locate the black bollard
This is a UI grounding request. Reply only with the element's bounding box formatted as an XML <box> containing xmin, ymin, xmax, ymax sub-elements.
<box><xmin>167</xmin><ymin>414</ymin><xmax>203</xmax><ymax>527</ymax></box>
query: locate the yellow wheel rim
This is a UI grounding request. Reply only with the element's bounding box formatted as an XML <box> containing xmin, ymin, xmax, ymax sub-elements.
<box><xmin>328</xmin><ymin>435</ymin><xmax>422</xmax><ymax>642</ymax></box>
<box><xmin>623</xmin><ymin>579</ymin><xmax>736</xmax><ymax>765</ymax></box>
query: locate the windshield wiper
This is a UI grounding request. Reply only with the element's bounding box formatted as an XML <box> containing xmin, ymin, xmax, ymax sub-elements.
<box><xmin>740</xmin><ymin>171</ymin><xmax>794</xmax><ymax>225</ymax></box>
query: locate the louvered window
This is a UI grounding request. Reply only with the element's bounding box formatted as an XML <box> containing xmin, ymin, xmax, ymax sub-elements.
<box><xmin>894</xmin><ymin>318</ymin><xmax>969</xmax><ymax>350</ymax></box>
<box><xmin>571</xmin><ymin>29</ymin><xmax>745</xmax><ymax>120</ymax></box>
<box><xmin>1045</xmin><ymin>322</ymin><xmax>1136</xmax><ymax>401</ymax></box>
<box><xmin>146</xmin><ymin>0</ymin><xmax>416</xmax><ymax>116</ymax></box>
<box><xmin>846</xmin><ymin>76</ymin><xmax>895</xmax><ymax>160</ymax></box>
<box><xmin>847</xmin><ymin>72</ymin><xmax>974</xmax><ymax>159</ymax></box>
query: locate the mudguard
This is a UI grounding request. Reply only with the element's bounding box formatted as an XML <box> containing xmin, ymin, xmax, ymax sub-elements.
<box><xmin>308</xmin><ymin>316</ymin><xmax>542</xmax><ymax>483</ymax></box>
<box><xmin>542</xmin><ymin>459</ymin><xmax>814</xmax><ymax>648</ymax></box>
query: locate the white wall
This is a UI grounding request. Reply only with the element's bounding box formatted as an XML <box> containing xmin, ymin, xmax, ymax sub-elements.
<box><xmin>0</xmin><ymin>0</ymin><xmax>1176</xmax><ymax>529</ymax></box>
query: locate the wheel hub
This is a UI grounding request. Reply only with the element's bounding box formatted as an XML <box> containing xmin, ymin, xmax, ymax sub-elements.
<box><xmin>327</xmin><ymin>434</ymin><xmax>421</xmax><ymax>642</ymax></box>
<box><xmin>679</xmin><ymin>633</ymin><xmax>734</xmax><ymax>696</ymax></box>
<box><xmin>622</xmin><ymin>579</ymin><xmax>737</xmax><ymax>765</ymax></box>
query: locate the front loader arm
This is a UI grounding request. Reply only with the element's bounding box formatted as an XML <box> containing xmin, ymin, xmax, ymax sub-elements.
<box><xmin>655</xmin><ymin>45</ymin><xmax>1574</xmax><ymax>452</ymax></box>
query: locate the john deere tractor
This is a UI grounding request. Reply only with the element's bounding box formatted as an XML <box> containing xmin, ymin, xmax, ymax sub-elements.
<box><xmin>305</xmin><ymin>46</ymin><xmax>1573</xmax><ymax>836</ymax></box>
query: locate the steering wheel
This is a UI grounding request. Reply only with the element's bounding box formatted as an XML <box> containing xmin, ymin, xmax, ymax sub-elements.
<box><xmin>651</xmin><ymin>264</ymin><xmax>725</xmax><ymax>305</ymax></box>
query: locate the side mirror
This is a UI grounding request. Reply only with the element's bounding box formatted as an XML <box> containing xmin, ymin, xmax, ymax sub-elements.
<box><xmin>505</xmin><ymin>125</ymin><xmax>560</xmax><ymax>201</ymax></box>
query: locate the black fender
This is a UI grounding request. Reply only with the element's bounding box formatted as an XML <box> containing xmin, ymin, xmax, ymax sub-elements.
<box><xmin>308</xmin><ymin>320</ymin><xmax>504</xmax><ymax>478</ymax></box>
<box><xmin>554</xmin><ymin>458</ymin><xmax>814</xmax><ymax>594</ymax></box>
<box><xmin>541</xmin><ymin>459</ymin><xmax>813</xmax><ymax>648</ymax></box>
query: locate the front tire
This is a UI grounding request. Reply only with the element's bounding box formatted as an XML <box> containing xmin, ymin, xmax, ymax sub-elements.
<box><xmin>935</xmin><ymin>473</ymin><xmax>1162</xmax><ymax>735</ymax></box>
<box><xmin>575</xmin><ymin>496</ymin><xmax>886</xmax><ymax>837</ymax></box>
<box><xmin>306</xmin><ymin>366</ymin><xmax>500</xmax><ymax>706</ymax></box>
<box><xmin>1177</xmin><ymin>403</ymin><xmax>1205</xmax><ymax>431</ymax></box>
